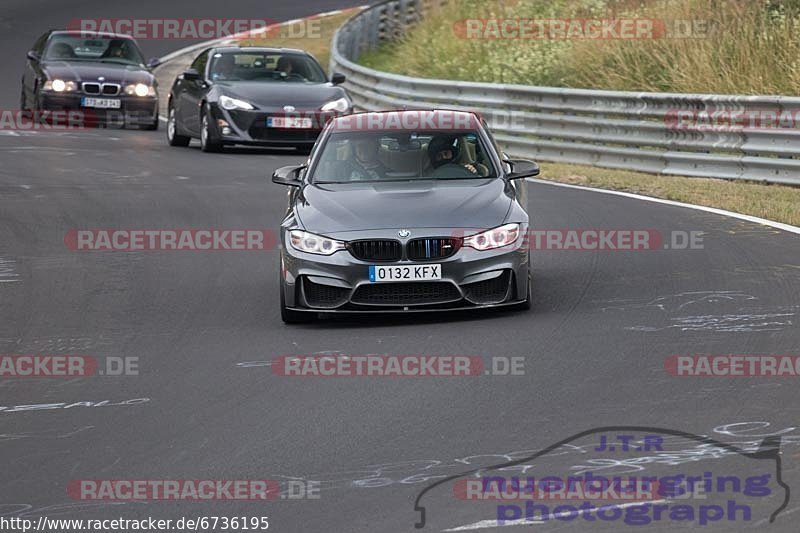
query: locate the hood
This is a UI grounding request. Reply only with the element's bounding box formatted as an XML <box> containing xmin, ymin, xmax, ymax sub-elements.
<box><xmin>42</xmin><ymin>61</ymin><xmax>154</xmax><ymax>85</ymax></box>
<box><xmin>214</xmin><ymin>82</ymin><xmax>346</xmax><ymax>110</ymax></box>
<box><xmin>295</xmin><ymin>179</ymin><xmax>513</xmax><ymax>234</ymax></box>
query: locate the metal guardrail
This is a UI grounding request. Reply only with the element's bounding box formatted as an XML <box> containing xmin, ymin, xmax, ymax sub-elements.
<box><xmin>330</xmin><ymin>0</ymin><xmax>800</xmax><ymax>185</ymax></box>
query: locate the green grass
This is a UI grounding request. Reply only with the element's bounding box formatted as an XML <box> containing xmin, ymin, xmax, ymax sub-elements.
<box><xmin>360</xmin><ymin>0</ymin><xmax>800</xmax><ymax>94</ymax></box>
<box><xmin>542</xmin><ymin>162</ymin><xmax>800</xmax><ymax>226</ymax></box>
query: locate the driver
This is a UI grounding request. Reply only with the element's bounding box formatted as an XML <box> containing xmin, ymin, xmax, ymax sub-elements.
<box><xmin>211</xmin><ymin>54</ymin><xmax>237</xmax><ymax>80</ymax></box>
<box><xmin>427</xmin><ymin>135</ymin><xmax>479</xmax><ymax>177</ymax></box>
<box><xmin>102</xmin><ymin>40</ymin><xmax>133</xmax><ymax>60</ymax></box>
<box><xmin>275</xmin><ymin>56</ymin><xmax>296</xmax><ymax>78</ymax></box>
<box><xmin>350</xmin><ymin>138</ymin><xmax>389</xmax><ymax>180</ymax></box>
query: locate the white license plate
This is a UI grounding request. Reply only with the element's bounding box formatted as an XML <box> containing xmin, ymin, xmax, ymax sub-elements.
<box><xmin>369</xmin><ymin>264</ymin><xmax>442</xmax><ymax>282</ymax></box>
<box><xmin>267</xmin><ymin>116</ymin><xmax>313</xmax><ymax>129</ymax></box>
<box><xmin>81</xmin><ymin>97</ymin><xmax>121</xmax><ymax>109</ymax></box>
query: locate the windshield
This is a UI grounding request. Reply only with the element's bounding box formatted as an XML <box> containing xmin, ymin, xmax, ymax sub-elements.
<box><xmin>310</xmin><ymin>131</ymin><xmax>497</xmax><ymax>183</ymax></box>
<box><xmin>208</xmin><ymin>52</ymin><xmax>327</xmax><ymax>83</ymax></box>
<box><xmin>43</xmin><ymin>35</ymin><xmax>145</xmax><ymax>65</ymax></box>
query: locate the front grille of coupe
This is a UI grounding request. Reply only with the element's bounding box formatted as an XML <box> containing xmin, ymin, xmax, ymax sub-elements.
<box><xmin>407</xmin><ymin>238</ymin><xmax>460</xmax><ymax>261</ymax></box>
<box><xmin>351</xmin><ymin>282</ymin><xmax>461</xmax><ymax>306</ymax></box>
<box><xmin>463</xmin><ymin>271</ymin><xmax>512</xmax><ymax>305</ymax></box>
<box><xmin>82</xmin><ymin>83</ymin><xmax>120</xmax><ymax>96</ymax></box>
<box><xmin>82</xmin><ymin>83</ymin><xmax>101</xmax><ymax>95</ymax></box>
<box><xmin>347</xmin><ymin>240</ymin><xmax>402</xmax><ymax>262</ymax></box>
<box><xmin>302</xmin><ymin>278</ymin><xmax>350</xmax><ymax>308</ymax></box>
<box><xmin>102</xmin><ymin>83</ymin><xmax>120</xmax><ymax>95</ymax></box>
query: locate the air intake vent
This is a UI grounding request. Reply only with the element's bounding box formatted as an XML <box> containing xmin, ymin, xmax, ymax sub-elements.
<box><xmin>347</xmin><ymin>240</ymin><xmax>402</xmax><ymax>262</ymax></box>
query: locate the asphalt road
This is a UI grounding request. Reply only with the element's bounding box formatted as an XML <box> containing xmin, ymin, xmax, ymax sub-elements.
<box><xmin>2</xmin><ymin>2</ymin><xmax>800</xmax><ymax>532</ymax></box>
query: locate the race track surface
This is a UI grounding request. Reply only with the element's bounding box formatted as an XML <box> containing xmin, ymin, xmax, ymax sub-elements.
<box><xmin>1</xmin><ymin>2</ymin><xmax>799</xmax><ymax>532</ymax></box>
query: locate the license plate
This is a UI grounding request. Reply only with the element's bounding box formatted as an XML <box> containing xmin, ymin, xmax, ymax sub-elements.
<box><xmin>81</xmin><ymin>97</ymin><xmax>121</xmax><ymax>109</ymax></box>
<box><xmin>267</xmin><ymin>116</ymin><xmax>312</xmax><ymax>129</ymax></box>
<box><xmin>369</xmin><ymin>264</ymin><xmax>442</xmax><ymax>282</ymax></box>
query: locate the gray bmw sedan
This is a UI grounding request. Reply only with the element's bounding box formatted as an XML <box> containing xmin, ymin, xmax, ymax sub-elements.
<box><xmin>271</xmin><ymin>110</ymin><xmax>539</xmax><ymax>323</ymax></box>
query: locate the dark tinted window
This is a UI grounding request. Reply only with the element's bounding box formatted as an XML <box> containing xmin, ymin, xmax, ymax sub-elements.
<box><xmin>190</xmin><ymin>50</ymin><xmax>210</xmax><ymax>76</ymax></box>
<box><xmin>32</xmin><ymin>32</ymin><xmax>50</xmax><ymax>55</ymax></box>
<box><xmin>208</xmin><ymin>52</ymin><xmax>326</xmax><ymax>83</ymax></box>
<box><xmin>43</xmin><ymin>35</ymin><xmax>145</xmax><ymax>65</ymax></box>
<box><xmin>311</xmin><ymin>131</ymin><xmax>497</xmax><ymax>183</ymax></box>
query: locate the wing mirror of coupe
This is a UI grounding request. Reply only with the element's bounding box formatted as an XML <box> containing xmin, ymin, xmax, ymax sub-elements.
<box><xmin>504</xmin><ymin>159</ymin><xmax>540</xmax><ymax>180</ymax></box>
<box><xmin>272</xmin><ymin>165</ymin><xmax>307</xmax><ymax>187</ymax></box>
<box><xmin>182</xmin><ymin>68</ymin><xmax>202</xmax><ymax>81</ymax></box>
<box><xmin>146</xmin><ymin>57</ymin><xmax>161</xmax><ymax>69</ymax></box>
<box><xmin>27</xmin><ymin>50</ymin><xmax>40</xmax><ymax>62</ymax></box>
<box><xmin>330</xmin><ymin>72</ymin><xmax>346</xmax><ymax>85</ymax></box>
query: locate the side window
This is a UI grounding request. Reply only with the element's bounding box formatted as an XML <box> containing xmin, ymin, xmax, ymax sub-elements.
<box><xmin>190</xmin><ymin>50</ymin><xmax>210</xmax><ymax>77</ymax></box>
<box><xmin>33</xmin><ymin>32</ymin><xmax>50</xmax><ymax>55</ymax></box>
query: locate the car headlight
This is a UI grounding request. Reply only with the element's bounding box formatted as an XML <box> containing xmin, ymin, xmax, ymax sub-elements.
<box><xmin>124</xmin><ymin>83</ymin><xmax>156</xmax><ymax>97</ymax></box>
<box><xmin>320</xmin><ymin>97</ymin><xmax>350</xmax><ymax>113</ymax></box>
<box><xmin>43</xmin><ymin>79</ymin><xmax>77</xmax><ymax>92</ymax></box>
<box><xmin>463</xmin><ymin>223</ymin><xmax>520</xmax><ymax>251</ymax></box>
<box><xmin>219</xmin><ymin>95</ymin><xmax>254</xmax><ymax>111</ymax></box>
<box><xmin>289</xmin><ymin>230</ymin><xmax>345</xmax><ymax>255</ymax></box>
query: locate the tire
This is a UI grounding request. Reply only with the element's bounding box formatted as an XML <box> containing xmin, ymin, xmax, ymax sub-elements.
<box><xmin>280</xmin><ymin>277</ymin><xmax>314</xmax><ymax>324</ymax></box>
<box><xmin>166</xmin><ymin>104</ymin><xmax>190</xmax><ymax>146</ymax></box>
<box><xmin>199</xmin><ymin>106</ymin><xmax>222</xmax><ymax>153</ymax></box>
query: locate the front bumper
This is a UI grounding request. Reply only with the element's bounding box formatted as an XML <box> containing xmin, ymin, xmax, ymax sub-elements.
<box><xmin>39</xmin><ymin>92</ymin><xmax>158</xmax><ymax>126</ymax></box>
<box><xmin>280</xmin><ymin>228</ymin><xmax>529</xmax><ymax>313</ymax></box>
<box><xmin>209</xmin><ymin>105</ymin><xmax>345</xmax><ymax>147</ymax></box>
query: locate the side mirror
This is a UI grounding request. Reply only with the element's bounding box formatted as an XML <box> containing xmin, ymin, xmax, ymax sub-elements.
<box><xmin>331</xmin><ymin>72</ymin><xmax>346</xmax><ymax>85</ymax></box>
<box><xmin>182</xmin><ymin>68</ymin><xmax>201</xmax><ymax>81</ymax></box>
<box><xmin>147</xmin><ymin>57</ymin><xmax>161</xmax><ymax>69</ymax></box>
<box><xmin>27</xmin><ymin>50</ymin><xmax>40</xmax><ymax>62</ymax></box>
<box><xmin>505</xmin><ymin>159</ymin><xmax>540</xmax><ymax>180</ymax></box>
<box><xmin>272</xmin><ymin>165</ymin><xmax>306</xmax><ymax>187</ymax></box>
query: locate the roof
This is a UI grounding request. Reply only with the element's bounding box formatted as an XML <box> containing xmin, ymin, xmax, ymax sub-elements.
<box><xmin>211</xmin><ymin>46</ymin><xmax>308</xmax><ymax>54</ymax></box>
<box><xmin>51</xmin><ymin>30</ymin><xmax>138</xmax><ymax>40</ymax></box>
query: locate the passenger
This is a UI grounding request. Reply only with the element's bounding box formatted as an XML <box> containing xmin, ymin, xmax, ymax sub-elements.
<box><xmin>427</xmin><ymin>135</ymin><xmax>479</xmax><ymax>177</ymax></box>
<box><xmin>47</xmin><ymin>42</ymin><xmax>76</xmax><ymax>59</ymax></box>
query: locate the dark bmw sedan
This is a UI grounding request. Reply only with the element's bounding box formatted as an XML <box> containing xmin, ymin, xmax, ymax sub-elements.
<box><xmin>21</xmin><ymin>31</ymin><xmax>160</xmax><ymax>129</ymax></box>
<box><xmin>271</xmin><ymin>110</ymin><xmax>540</xmax><ymax>323</ymax></box>
<box><xmin>166</xmin><ymin>46</ymin><xmax>352</xmax><ymax>152</ymax></box>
